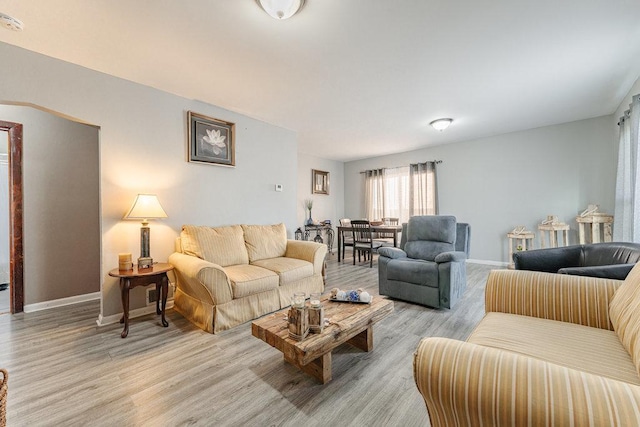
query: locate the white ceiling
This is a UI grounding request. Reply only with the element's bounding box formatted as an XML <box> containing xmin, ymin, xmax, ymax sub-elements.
<box><xmin>1</xmin><ymin>0</ymin><xmax>640</xmax><ymax>162</ymax></box>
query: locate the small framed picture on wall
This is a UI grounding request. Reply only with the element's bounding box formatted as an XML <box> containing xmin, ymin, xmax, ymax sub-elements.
<box><xmin>312</xmin><ymin>169</ymin><xmax>329</xmax><ymax>195</ymax></box>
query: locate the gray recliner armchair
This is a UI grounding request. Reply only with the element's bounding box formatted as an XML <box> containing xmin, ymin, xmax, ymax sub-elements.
<box><xmin>378</xmin><ymin>216</ymin><xmax>470</xmax><ymax>309</ymax></box>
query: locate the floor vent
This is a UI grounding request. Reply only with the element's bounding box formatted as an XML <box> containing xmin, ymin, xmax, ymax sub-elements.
<box><xmin>146</xmin><ymin>288</ymin><xmax>157</xmax><ymax>306</ymax></box>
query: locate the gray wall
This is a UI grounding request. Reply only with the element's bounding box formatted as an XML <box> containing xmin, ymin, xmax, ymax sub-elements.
<box><xmin>296</xmin><ymin>153</ymin><xmax>345</xmax><ymax>228</ymax></box>
<box><xmin>344</xmin><ymin>115</ymin><xmax>616</xmax><ymax>263</ymax></box>
<box><xmin>0</xmin><ymin>105</ymin><xmax>100</xmax><ymax>304</ymax></box>
<box><xmin>0</xmin><ymin>42</ymin><xmax>299</xmax><ymax>318</ymax></box>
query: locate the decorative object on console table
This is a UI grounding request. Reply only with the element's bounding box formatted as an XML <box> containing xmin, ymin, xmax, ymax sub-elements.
<box><xmin>304</xmin><ymin>224</ymin><xmax>334</xmax><ymax>254</ymax></box>
<box><xmin>294</xmin><ymin>227</ymin><xmax>304</xmax><ymax>241</ymax></box>
<box><xmin>108</xmin><ymin>263</ymin><xmax>173</xmax><ymax>338</ymax></box>
<box><xmin>507</xmin><ymin>226</ymin><xmax>535</xmax><ymax>269</ymax></box>
<box><xmin>304</xmin><ymin>198</ymin><xmax>314</xmax><ymax>225</ymax></box>
<box><xmin>187</xmin><ymin>111</ymin><xmax>235</xmax><ymax>167</ymax></box>
<box><xmin>537</xmin><ymin>215</ymin><xmax>570</xmax><ymax>248</ymax></box>
<box><xmin>312</xmin><ymin>169</ymin><xmax>329</xmax><ymax>195</ymax></box>
<box><xmin>576</xmin><ymin>204</ymin><xmax>613</xmax><ymax>244</ymax></box>
<box><xmin>123</xmin><ymin>194</ymin><xmax>168</xmax><ymax>269</ymax></box>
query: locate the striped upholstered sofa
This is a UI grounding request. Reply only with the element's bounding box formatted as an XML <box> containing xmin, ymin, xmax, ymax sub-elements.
<box><xmin>169</xmin><ymin>223</ymin><xmax>326</xmax><ymax>333</ymax></box>
<box><xmin>414</xmin><ymin>265</ymin><xmax>640</xmax><ymax>426</ymax></box>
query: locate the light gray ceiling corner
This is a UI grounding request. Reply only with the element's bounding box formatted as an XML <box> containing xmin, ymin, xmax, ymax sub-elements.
<box><xmin>1</xmin><ymin>0</ymin><xmax>639</xmax><ymax>161</ymax></box>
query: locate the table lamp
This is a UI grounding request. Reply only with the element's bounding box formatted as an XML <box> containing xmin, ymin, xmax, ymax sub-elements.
<box><xmin>123</xmin><ymin>194</ymin><xmax>168</xmax><ymax>269</ymax></box>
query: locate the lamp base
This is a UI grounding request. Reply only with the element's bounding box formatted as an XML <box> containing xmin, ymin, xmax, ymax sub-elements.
<box><xmin>138</xmin><ymin>257</ymin><xmax>153</xmax><ymax>269</ymax></box>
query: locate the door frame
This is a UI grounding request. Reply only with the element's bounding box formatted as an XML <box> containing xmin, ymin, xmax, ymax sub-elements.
<box><xmin>1</xmin><ymin>120</ymin><xmax>24</xmax><ymax>313</ymax></box>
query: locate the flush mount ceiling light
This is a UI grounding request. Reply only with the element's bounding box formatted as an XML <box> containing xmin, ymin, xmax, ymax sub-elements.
<box><xmin>256</xmin><ymin>0</ymin><xmax>305</xmax><ymax>20</ymax></box>
<box><xmin>0</xmin><ymin>12</ymin><xmax>23</xmax><ymax>31</ymax></box>
<box><xmin>430</xmin><ymin>118</ymin><xmax>453</xmax><ymax>131</ymax></box>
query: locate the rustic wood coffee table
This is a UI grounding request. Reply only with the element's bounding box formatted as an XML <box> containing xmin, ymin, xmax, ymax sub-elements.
<box><xmin>251</xmin><ymin>295</ymin><xmax>394</xmax><ymax>384</ymax></box>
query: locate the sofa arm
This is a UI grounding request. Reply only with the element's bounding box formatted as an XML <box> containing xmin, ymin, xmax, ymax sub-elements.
<box><xmin>168</xmin><ymin>252</ymin><xmax>233</xmax><ymax>305</ymax></box>
<box><xmin>285</xmin><ymin>240</ymin><xmax>327</xmax><ymax>275</ymax></box>
<box><xmin>378</xmin><ymin>247</ymin><xmax>407</xmax><ymax>259</ymax></box>
<box><xmin>434</xmin><ymin>251</ymin><xmax>466</xmax><ymax>263</ymax></box>
<box><xmin>485</xmin><ymin>269</ymin><xmax>621</xmax><ymax>330</ymax></box>
<box><xmin>414</xmin><ymin>337</ymin><xmax>640</xmax><ymax>427</ymax></box>
<box><xmin>513</xmin><ymin>245</ymin><xmax>583</xmax><ymax>272</ymax></box>
<box><xmin>558</xmin><ymin>263</ymin><xmax>635</xmax><ymax>280</ymax></box>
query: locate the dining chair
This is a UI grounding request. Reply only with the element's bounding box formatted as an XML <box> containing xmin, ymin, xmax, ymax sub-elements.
<box><xmin>351</xmin><ymin>220</ymin><xmax>383</xmax><ymax>267</ymax></box>
<box><xmin>374</xmin><ymin>217</ymin><xmax>400</xmax><ymax>247</ymax></box>
<box><xmin>339</xmin><ymin>218</ymin><xmax>355</xmax><ymax>262</ymax></box>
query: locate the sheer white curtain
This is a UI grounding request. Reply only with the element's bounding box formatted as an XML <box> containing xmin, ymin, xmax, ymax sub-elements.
<box><xmin>382</xmin><ymin>166</ymin><xmax>410</xmax><ymax>223</ymax></box>
<box><xmin>614</xmin><ymin>94</ymin><xmax>640</xmax><ymax>242</ymax></box>
<box><xmin>363</xmin><ymin>162</ymin><xmax>439</xmax><ymax>224</ymax></box>
<box><xmin>364</xmin><ymin>169</ymin><xmax>385</xmax><ymax>221</ymax></box>
<box><xmin>410</xmin><ymin>161</ymin><xmax>439</xmax><ymax>216</ymax></box>
<box><xmin>0</xmin><ymin>154</ymin><xmax>8</xmax><ymax>284</ymax></box>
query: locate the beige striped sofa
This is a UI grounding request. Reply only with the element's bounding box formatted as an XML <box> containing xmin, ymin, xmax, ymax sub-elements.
<box><xmin>414</xmin><ymin>264</ymin><xmax>640</xmax><ymax>426</ymax></box>
<box><xmin>169</xmin><ymin>223</ymin><xmax>326</xmax><ymax>333</ymax></box>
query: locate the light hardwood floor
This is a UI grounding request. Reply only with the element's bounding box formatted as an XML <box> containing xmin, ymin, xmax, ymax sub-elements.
<box><xmin>0</xmin><ymin>255</ymin><xmax>495</xmax><ymax>426</ymax></box>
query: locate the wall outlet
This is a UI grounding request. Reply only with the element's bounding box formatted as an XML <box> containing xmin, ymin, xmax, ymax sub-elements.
<box><xmin>275</xmin><ymin>184</ymin><xmax>283</xmax><ymax>192</ymax></box>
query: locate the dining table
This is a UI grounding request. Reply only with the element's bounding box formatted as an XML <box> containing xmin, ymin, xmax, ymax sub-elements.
<box><xmin>337</xmin><ymin>224</ymin><xmax>403</xmax><ymax>262</ymax></box>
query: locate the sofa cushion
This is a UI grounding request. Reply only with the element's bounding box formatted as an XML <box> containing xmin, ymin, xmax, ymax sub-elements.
<box><xmin>468</xmin><ymin>312</ymin><xmax>640</xmax><ymax>385</ymax></box>
<box><xmin>387</xmin><ymin>259</ymin><xmax>438</xmax><ymax>287</ymax></box>
<box><xmin>224</xmin><ymin>264</ymin><xmax>279</xmax><ymax>299</ymax></box>
<box><xmin>181</xmin><ymin>225</ymin><xmax>249</xmax><ymax>267</ymax></box>
<box><xmin>242</xmin><ymin>223</ymin><xmax>287</xmax><ymax>262</ymax></box>
<box><xmin>609</xmin><ymin>262</ymin><xmax>640</xmax><ymax>373</ymax></box>
<box><xmin>252</xmin><ymin>257</ymin><xmax>314</xmax><ymax>285</ymax></box>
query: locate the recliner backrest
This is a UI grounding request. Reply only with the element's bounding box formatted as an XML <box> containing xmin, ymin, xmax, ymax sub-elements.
<box><xmin>404</xmin><ymin>216</ymin><xmax>456</xmax><ymax>261</ymax></box>
<box><xmin>455</xmin><ymin>223</ymin><xmax>471</xmax><ymax>257</ymax></box>
<box><xmin>582</xmin><ymin>242</ymin><xmax>640</xmax><ymax>266</ymax></box>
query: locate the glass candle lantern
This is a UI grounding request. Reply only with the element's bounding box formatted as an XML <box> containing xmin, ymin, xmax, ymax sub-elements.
<box><xmin>292</xmin><ymin>292</ymin><xmax>306</xmax><ymax>308</ymax></box>
<box><xmin>309</xmin><ymin>292</ymin><xmax>321</xmax><ymax>308</ymax></box>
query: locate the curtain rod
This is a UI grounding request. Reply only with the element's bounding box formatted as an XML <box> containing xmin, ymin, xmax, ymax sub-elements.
<box><xmin>359</xmin><ymin>160</ymin><xmax>442</xmax><ymax>174</ymax></box>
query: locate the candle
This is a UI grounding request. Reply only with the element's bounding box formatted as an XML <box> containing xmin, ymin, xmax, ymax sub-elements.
<box><xmin>310</xmin><ymin>292</ymin><xmax>321</xmax><ymax>308</ymax></box>
<box><xmin>118</xmin><ymin>253</ymin><xmax>133</xmax><ymax>271</ymax></box>
<box><xmin>292</xmin><ymin>292</ymin><xmax>305</xmax><ymax>308</ymax></box>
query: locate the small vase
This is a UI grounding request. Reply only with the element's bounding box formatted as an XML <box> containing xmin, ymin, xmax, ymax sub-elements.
<box><xmin>306</xmin><ymin>209</ymin><xmax>314</xmax><ymax>225</ymax></box>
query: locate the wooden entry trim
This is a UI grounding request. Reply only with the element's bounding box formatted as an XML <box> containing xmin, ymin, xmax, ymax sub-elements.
<box><xmin>1</xmin><ymin>120</ymin><xmax>24</xmax><ymax>313</ymax></box>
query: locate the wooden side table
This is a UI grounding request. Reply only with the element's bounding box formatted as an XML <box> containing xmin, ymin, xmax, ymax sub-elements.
<box><xmin>108</xmin><ymin>263</ymin><xmax>174</xmax><ymax>338</ymax></box>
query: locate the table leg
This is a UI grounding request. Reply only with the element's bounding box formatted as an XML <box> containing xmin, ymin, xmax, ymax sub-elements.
<box><xmin>160</xmin><ymin>274</ymin><xmax>169</xmax><ymax>327</ymax></box>
<box><xmin>393</xmin><ymin>230</ymin><xmax>398</xmax><ymax>248</ymax></box>
<box><xmin>284</xmin><ymin>352</ymin><xmax>332</xmax><ymax>384</ymax></box>
<box><xmin>155</xmin><ymin>282</ymin><xmax>161</xmax><ymax>315</ymax></box>
<box><xmin>338</xmin><ymin>228</ymin><xmax>342</xmax><ymax>262</ymax></box>
<box><xmin>120</xmin><ymin>278</ymin><xmax>130</xmax><ymax>338</ymax></box>
<box><xmin>347</xmin><ymin>326</ymin><xmax>373</xmax><ymax>352</ymax></box>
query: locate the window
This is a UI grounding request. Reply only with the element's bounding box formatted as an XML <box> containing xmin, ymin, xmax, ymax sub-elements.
<box><xmin>364</xmin><ymin>162</ymin><xmax>438</xmax><ymax>224</ymax></box>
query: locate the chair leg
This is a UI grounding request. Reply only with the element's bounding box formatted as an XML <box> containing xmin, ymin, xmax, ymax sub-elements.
<box><xmin>369</xmin><ymin>250</ymin><xmax>373</xmax><ymax>267</ymax></box>
<box><xmin>353</xmin><ymin>247</ymin><xmax>356</xmax><ymax>265</ymax></box>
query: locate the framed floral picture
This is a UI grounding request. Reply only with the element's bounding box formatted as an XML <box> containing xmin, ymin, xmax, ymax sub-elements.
<box><xmin>187</xmin><ymin>111</ymin><xmax>235</xmax><ymax>167</ymax></box>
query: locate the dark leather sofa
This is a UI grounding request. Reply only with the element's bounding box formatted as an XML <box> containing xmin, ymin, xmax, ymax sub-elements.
<box><xmin>513</xmin><ymin>242</ymin><xmax>640</xmax><ymax>280</ymax></box>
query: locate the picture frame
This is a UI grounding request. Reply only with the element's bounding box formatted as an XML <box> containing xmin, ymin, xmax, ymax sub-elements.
<box><xmin>312</xmin><ymin>169</ymin><xmax>330</xmax><ymax>195</ymax></box>
<box><xmin>187</xmin><ymin>111</ymin><xmax>235</xmax><ymax>167</ymax></box>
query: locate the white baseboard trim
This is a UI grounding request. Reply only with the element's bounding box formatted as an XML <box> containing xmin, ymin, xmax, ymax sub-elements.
<box><xmin>24</xmin><ymin>291</ymin><xmax>101</xmax><ymax>313</ymax></box>
<box><xmin>467</xmin><ymin>259</ymin><xmax>509</xmax><ymax>267</ymax></box>
<box><xmin>96</xmin><ymin>300</ymin><xmax>174</xmax><ymax>327</ymax></box>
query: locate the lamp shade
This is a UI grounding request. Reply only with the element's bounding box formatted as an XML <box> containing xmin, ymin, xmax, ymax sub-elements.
<box><xmin>257</xmin><ymin>0</ymin><xmax>305</xmax><ymax>20</ymax></box>
<box><xmin>123</xmin><ymin>194</ymin><xmax>168</xmax><ymax>221</ymax></box>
